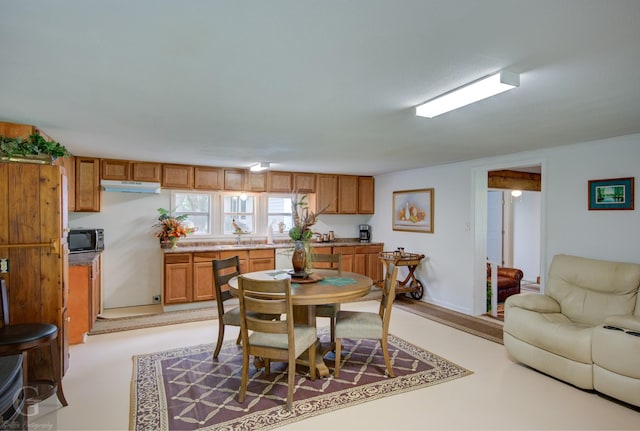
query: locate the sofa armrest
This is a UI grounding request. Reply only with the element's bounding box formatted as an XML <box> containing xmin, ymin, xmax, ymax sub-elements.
<box><xmin>505</xmin><ymin>293</ymin><xmax>561</xmax><ymax>313</ymax></box>
<box><xmin>497</xmin><ymin>267</ymin><xmax>524</xmax><ymax>281</ymax></box>
<box><xmin>605</xmin><ymin>315</ymin><xmax>640</xmax><ymax>332</ymax></box>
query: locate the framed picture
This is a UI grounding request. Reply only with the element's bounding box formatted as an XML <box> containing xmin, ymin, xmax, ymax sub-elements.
<box><xmin>588</xmin><ymin>177</ymin><xmax>634</xmax><ymax>210</ymax></box>
<box><xmin>392</xmin><ymin>188</ymin><xmax>434</xmax><ymax>233</ymax></box>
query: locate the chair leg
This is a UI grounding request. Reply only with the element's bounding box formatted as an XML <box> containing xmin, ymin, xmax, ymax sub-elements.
<box><xmin>235</xmin><ymin>331</ymin><xmax>241</xmax><ymax>345</ymax></box>
<box><xmin>329</xmin><ymin>317</ymin><xmax>336</xmax><ymax>344</ymax></box>
<box><xmin>49</xmin><ymin>338</ymin><xmax>68</xmax><ymax>406</ymax></box>
<box><xmin>286</xmin><ymin>355</ymin><xmax>294</xmax><ymax>411</ymax></box>
<box><xmin>380</xmin><ymin>337</ymin><xmax>395</xmax><ymax>378</ymax></box>
<box><xmin>334</xmin><ymin>339</ymin><xmax>341</xmax><ymax>377</ymax></box>
<box><xmin>213</xmin><ymin>321</ymin><xmax>225</xmax><ymax>359</ymax></box>
<box><xmin>308</xmin><ymin>343</ymin><xmax>317</xmax><ymax>381</ymax></box>
<box><xmin>238</xmin><ymin>348</ymin><xmax>249</xmax><ymax>403</ymax></box>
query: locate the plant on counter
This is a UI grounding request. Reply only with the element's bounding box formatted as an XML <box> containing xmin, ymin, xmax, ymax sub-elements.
<box><xmin>153</xmin><ymin>208</ymin><xmax>196</xmax><ymax>248</ymax></box>
<box><xmin>0</xmin><ymin>133</ymin><xmax>70</xmax><ymax>160</ymax></box>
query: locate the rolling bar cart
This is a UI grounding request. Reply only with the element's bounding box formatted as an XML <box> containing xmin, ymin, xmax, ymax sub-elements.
<box><xmin>379</xmin><ymin>250</ymin><xmax>426</xmax><ymax>299</ymax></box>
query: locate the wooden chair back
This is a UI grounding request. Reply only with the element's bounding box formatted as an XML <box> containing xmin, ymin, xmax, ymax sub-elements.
<box><xmin>212</xmin><ymin>256</ymin><xmax>241</xmax><ymax>314</ymax></box>
<box><xmin>378</xmin><ymin>262</ymin><xmax>399</xmax><ymax>335</ymax></box>
<box><xmin>310</xmin><ymin>253</ymin><xmax>342</xmax><ymax>272</ymax></box>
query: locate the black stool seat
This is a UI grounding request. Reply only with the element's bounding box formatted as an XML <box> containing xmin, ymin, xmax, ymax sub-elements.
<box><xmin>0</xmin><ymin>355</ymin><xmax>25</xmax><ymax>429</ymax></box>
<box><xmin>0</xmin><ymin>324</ymin><xmax>57</xmax><ymax>348</ymax></box>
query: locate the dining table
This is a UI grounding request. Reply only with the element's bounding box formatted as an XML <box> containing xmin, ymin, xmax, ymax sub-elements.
<box><xmin>228</xmin><ymin>269</ymin><xmax>373</xmax><ymax>377</ymax></box>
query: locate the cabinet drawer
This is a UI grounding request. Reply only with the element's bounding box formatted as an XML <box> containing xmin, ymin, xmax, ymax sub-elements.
<box><xmin>165</xmin><ymin>253</ymin><xmax>192</xmax><ymax>264</ymax></box>
<box><xmin>333</xmin><ymin>246</ymin><xmax>355</xmax><ymax>254</ymax></box>
<box><xmin>249</xmin><ymin>249</ymin><xmax>274</xmax><ymax>259</ymax></box>
<box><xmin>356</xmin><ymin>245</ymin><xmax>383</xmax><ymax>254</ymax></box>
<box><xmin>194</xmin><ymin>251</ymin><xmax>219</xmax><ymax>262</ymax></box>
<box><xmin>220</xmin><ymin>250</ymin><xmax>249</xmax><ymax>260</ymax></box>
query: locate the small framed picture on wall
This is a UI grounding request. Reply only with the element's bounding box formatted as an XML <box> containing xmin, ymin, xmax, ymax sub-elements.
<box><xmin>392</xmin><ymin>188</ymin><xmax>434</xmax><ymax>233</ymax></box>
<box><xmin>588</xmin><ymin>177</ymin><xmax>634</xmax><ymax>210</ymax></box>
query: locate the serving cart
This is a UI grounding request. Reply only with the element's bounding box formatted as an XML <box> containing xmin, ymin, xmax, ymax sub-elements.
<box><xmin>378</xmin><ymin>250</ymin><xmax>426</xmax><ymax>300</ymax></box>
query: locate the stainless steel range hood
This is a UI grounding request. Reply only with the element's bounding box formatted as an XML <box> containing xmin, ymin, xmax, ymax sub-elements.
<box><xmin>100</xmin><ymin>180</ymin><xmax>161</xmax><ymax>194</ymax></box>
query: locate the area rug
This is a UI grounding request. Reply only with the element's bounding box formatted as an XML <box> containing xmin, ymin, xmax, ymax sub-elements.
<box><xmin>130</xmin><ymin>332</ymin><xmax>472</xmax><ymax>431</ymax></box>
<box><xmin>394</xmin><ymin>297</ymin><xmax>504</xmax><ymax>344</ymax></box>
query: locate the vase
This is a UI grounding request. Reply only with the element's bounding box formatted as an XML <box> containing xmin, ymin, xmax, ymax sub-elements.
<box><xmin>161</xmin><ymin>238</ymin><xmax>178</xmax><ymax>249</ymax></box>
<box><xmin>291</xmin><ymin>240</ymin><xmax>307</xmax><ymax>276</ymax></box>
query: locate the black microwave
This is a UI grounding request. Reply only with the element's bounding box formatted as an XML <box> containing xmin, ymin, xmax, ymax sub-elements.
<box><xmin>68</xmin><ymin>229</ymin><xmax>104</xmax><ymax>254</ymax></box>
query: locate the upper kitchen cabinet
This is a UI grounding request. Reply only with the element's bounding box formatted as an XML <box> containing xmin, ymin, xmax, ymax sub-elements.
<box><xmin>223</xmin><ymin>169</ymin><xmax>246</xmax><ymax>191</ymax></box>
<box><xmin>293</xmin><ymin>172</ymin><xmax>316</xmax><ymax>194</ymax></box>
<box><xmin>131</xmin><ymin>162</ymin><xmax>161</xmax><ymax>182</ymax></box>
<box><xmin>267</xmin><ymin>171</ymin><xmax>292</xmax><ymax>193</ymax></box>
<box><xmin>101</xmin><ymin>159</ymin><xmax>130</xmax><ymax>180</ymax></box>
<box><xmin>162</xmin><ymin>164</ymin><xmax>194</xmax><ymax>189</ymax></box>
<box><xmin>338</xmin><ymin>175</ymin><xmax>358</xmax><ymax>214</ymax></box>
<box><xmin>317</xmin><ymin>174</ymin><xmax>338</xmax><ymax>214</ymax></box>
<box><xmin>247</xmin><ymin>171</ymin><xmax>267</xmax><ymax>192</ymax></box>
<box><xmin>194</xmin><ymin>166</ymin><xmax>222</xmax><ymax>191</ymax></box>
<box><xmin>358</xmin><ymin>176</ymin><xmax>375</xmax><ymax>214</ymax></box>
<box><xmin>75</xmin><ymin>157</ymin><xmax>101</xmax><ymax>212</ymax></box>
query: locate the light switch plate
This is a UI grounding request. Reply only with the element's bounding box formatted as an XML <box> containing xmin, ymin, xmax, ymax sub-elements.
<box><xmin>0</xmin><ymin>259</ymin><xmax>8</xmax><ymax>273</ymax></box>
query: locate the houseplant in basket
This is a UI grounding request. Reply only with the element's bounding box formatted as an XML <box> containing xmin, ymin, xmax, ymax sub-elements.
<box><xmin>0</xmin><ymin>132</ymin><xmax>69</xmax><ymax>164</ymax></box>
<box><xmin>153</xmin><ymin>208</ymin><xmax>196</xmax><ymax>249</ymax></box>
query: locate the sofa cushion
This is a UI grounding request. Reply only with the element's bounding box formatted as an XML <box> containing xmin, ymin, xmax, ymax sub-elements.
<box><xmin>504</xmin><ymin>306</ymin><xmax>593</xmax><ymax>364</ymax></box>
<box><xmin>546</xmin><ymin>254</ymin><xmax>640</xmax><ymax>327</ymax></box>
<box><xmin>592</xmin><ymin>325</ymin><xmax>640</xmax><ymax>379</ymax></box>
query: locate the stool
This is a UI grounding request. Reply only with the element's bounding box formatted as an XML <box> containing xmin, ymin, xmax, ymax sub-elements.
<box><xmin>0</xmin><ymin>278</ymin><xmax>67</xmax><ymax>407</ymax></box>
<box><xmin>0</xmin><ymin>355</ymin><xmax>25</xmax><ymax>430</ymax></box>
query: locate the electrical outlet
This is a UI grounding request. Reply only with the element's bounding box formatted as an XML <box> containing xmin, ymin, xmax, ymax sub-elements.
<box><xmin>152</xmin><ymin>295</ymin><xmax>161</xmax><ymax>304</ymax></box>
<box><xmin>0</xmin><ymin>259</ymin><xmax>8</xmax><ymax>273</ymax></box>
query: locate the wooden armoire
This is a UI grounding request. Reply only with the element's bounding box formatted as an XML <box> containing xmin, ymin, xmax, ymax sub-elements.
<box><xmin>0</xmin><ymin>123</ymin><xmax>69</xmax><ymax>386</ymax></box>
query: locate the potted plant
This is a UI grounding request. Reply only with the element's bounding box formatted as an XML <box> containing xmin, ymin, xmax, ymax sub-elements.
<box><xmin>288</xmin><ymin>194</ymin><xmax>320</xmax><ymax>276</ymax></box>
<box><xmin>0</xmin><ymin>132</ymin><xmax>70</xmax><ymax>164</ymax></box>
<box><xmin>153</xmin><ymin>208</ymin><xmax>196</xmax><ymax>249</ymax></box>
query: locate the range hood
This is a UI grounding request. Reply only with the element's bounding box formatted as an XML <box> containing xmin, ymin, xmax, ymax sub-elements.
<box><xmin>100</xmin><ymin>179</ymin><xmax>161</xmax><ymax>194</ymax></box>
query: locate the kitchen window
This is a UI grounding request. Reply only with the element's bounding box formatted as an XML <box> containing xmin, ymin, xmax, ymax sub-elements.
<box><xmin>173</xmin><ymin>192</ymin><xmax>211</xmax><ymax>235</ymax></box>
<box><xmin>223</xmin><ymin>194</ymin><xmax>255</xmax><ymax>234</ymax></box>
<box><xmin>267</xmin><ymin>196</ymin><xmax>293</xmax><ymax>236</ymax></box>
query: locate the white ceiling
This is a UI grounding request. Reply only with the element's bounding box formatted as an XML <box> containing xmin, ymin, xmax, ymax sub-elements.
<box><xmin>1</xmin><ymin>1</ymin><xmax>639</xmax><ymax>175</ymax></box>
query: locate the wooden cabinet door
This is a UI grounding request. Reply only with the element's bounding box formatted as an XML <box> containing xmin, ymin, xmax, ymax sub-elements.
<box><xmin>162</xmin><ymin>164</ymin><xmax>194</xmax><ymax>189</ymax></box>
<box><xmin>59</xmin><ymin>155</ymin><xmax>76</xmax><ymax>212</ymax></box>
<box><xmin>193</xmin><ymin>252</ymin><xmax>218</xmax><ymax>301</ymax></box>
<box><xmin>164</xmin><ymin>253</ymin><xmax>193</xmax><ymax>304</ymax></box>
<box><xmin>224</xmin><ymin>169</ymin><xmax>246</xmax><ymax>191</ymax></box>
<box><xmin>358</xmin><ymin>176</ymin><xmax>375</xmax><ymax>214</ymax></box>
<box><xmin>75</xmin><ymin>157</ymin><xmax>101</xmax><ymax>212</ymax></box>
<box><xmin>68</xmin><ymin>265</ymin><xmax>90</xmax><ymax>344</ymax></box>
<box><xmin>249</xmin><ymin>249</ymin><xmax>275</xmax><ymax>271</ymax></box>
<box><xmin>268</xmin><ymin>171</ymin><xmax>292</xmax><ymax>193</ymax></box>
<box><xmin>332</xmin><ymin>246</ymin><xmax>355</xmax><ymax>272</ymax></box>
<box><xmin>317</xmin><ymin>174</ymin><xmax>338</xmax><ymax>214</ymax></box>
<box><xmin>101</xmin><ymin>159</ymin><xmax>130</xmax><ymax>180</ymax></box>
<box><xmin>194</xmin><ymin>166</ymin><xmax>222</xmax><ymax>190</ymax></box>
<box><xmin>247</xmin><ymin>172</ymin><xmax>267</xmax><ymax>192</ymax></box>
<box><xmin>294</xmin><ymin>173</ymin><xmax>316</xmax><ymax>193</ymax></box>
<box><xmin>132</xmin><ymin>162</ymin><xmax>161</xmax><ymax>182</ymax></box>
<box><xmin>338</xmin><ymin>175</ymin><xmax>358</xmax><ymax>214</ymax></box>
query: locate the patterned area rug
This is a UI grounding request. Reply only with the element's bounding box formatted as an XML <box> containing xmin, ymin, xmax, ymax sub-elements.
<box><xmin>130</xmin><ymin>332</ymin><xmax>472</xmax><ymax>430</ymax></box>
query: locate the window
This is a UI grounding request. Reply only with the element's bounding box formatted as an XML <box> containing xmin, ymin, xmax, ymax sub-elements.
<box><xmin>267</xmin><ymin>196</ymin><xmax>293</xmax><ymax>235</ymax></box>
<box><xmin>173</xmin><ymin>193</ymin><xmax>211</xmax><ymax>235</ymax></box>
<box><xmin>223</xmin><ymin>195</ymin><xmax>255</xmax><ymax>234</ymax></box>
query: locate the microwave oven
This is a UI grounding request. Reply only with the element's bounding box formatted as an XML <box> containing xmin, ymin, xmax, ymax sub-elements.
<box><xmin>68</xmin><ymin>229</ymin><xmax>104</xmax><ymax>254</ymax></box>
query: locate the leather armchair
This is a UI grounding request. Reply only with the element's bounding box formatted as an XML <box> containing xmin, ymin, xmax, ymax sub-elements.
<box><xmin>503</xmin><ymin>254</ymin><xmax>640</xmax><ymax>407</ymax></box>
<box><xmin>487</xmin><ymin>263</ymin><xmax>523</xmax><ymax>302</ymax></box>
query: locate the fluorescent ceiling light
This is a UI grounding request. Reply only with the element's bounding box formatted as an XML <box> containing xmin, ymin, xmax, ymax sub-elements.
<box><xmin>250</xmin><ymin>162</ymin><xmax>270</xmax><ymax>172</ymax></box>
<box><xmin>415</xmin><ymin>70</ymin><xmax>520</xmax><ymax>118</ymax></box>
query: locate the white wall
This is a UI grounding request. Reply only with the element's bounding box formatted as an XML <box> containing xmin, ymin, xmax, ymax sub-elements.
<box><xmin>513</xmin><ymin>191</ymin><xmax>541</xmax><ymax>282</ymax></box>
<box><xmin>371</xmin><ymin>133</ymin><xmax>640</xmax><ymax>315</ymax></box>
<box><xmin>70</xmin><ymin>191</ymin><xmax>372</xmax><ymax>309</ymax></box>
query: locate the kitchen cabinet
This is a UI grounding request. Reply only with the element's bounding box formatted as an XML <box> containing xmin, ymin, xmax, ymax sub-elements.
<box><xmin>162</xmin><ymin>164</ymin><xmax>194</xmax><ymax>189</ymax></box>
<box><xmin>68</xmin><ymin>253</ymin><xmax>102</xmax><ymax>344</ymax></box>
<box><xmin>101</xmin><ymin>159</ymin><xmax>130</xmax><ymax>180</ymax></box>
<box><xmin>132</xmin><ymin>162</ymin><xmax>161</xmax><ymax>182</ymax></box>
<box><xmin>317</xmin><ymin>174</ymin><xmax>338</xmax><ymax>214</ymax></box>
<box><xmin>59</xmin><ymin>155</ymin><xmax>76</xmax><ymax>212</ymax></box>
<box><xmin>219</xmin><ymin>249</ymin><xmax>250</xmax><ymax>274</ymax></box>
<box><xmin>164</xmin><ymin>253</ymin><xmax>193</xmax><ymax>304</ymax></box>
<box><xmin>294</xmin><ymin>172</ymin><xmax>316</xmax><ymax>193</ymax></box>
<box><xmin>332</xmin><ymin>246</ymin><xmax>355</xmax><ymax>273</ymax></box>
<box><xmin>247</xmin><ymin>171</ymin><xmax>267</xmax><ymax>192</ymax></box>
<box><xmin>249</xmin><ymin>249</ymin><xmax>275</xmax><ymax>271</ymax></box>
<box><xmin>75</xmin><ymin>156</ymin><xmax>101</xmax><ymax>212</ymax></box>
<box><xmin>193</xmin><ymin>251</ymin><xmax>219</xmax><ymax>301</ymax></box>
<box><xmin>358</xmin><ymin>176</ymin><xmax>375</xmax><ymax>214</ymax></box>
<box><xmin>338</xmin><ymin>175</ymin><xmax>359</xmax><ymax>214</ymax></box>
<box><xmin>355</xmin><ymin>244</ymin><xmax>383</xmax><ymax>283</ymax></box>
<box><xmin>224</xmin><ymin>169</ymin><xmax>246</xmax><ymax>191</ymax></box>
<box><xmin>0</xmin><ymin>162</ymin><xmax>69</xmax><ymax>379</ymax></box>
<box><xmin>194</xmin><ymin>166</ymin><xmax>222</xmax><ymax>190</ymax></box>
<box><xmin>101</xmin><ymin>159</ymin><xmax>161</xmax><ymax>183</ymax></box>
<box><xmin>267</xmin><ymin>171</ymin><xmax>292</xmax><ymax>193</ymax></box>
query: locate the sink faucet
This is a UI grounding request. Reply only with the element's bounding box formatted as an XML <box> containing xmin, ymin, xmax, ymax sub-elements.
<box><xmin>235</xmin><ymin>234</ymin><xmax>241</xmax><ymax>245</ymax></box>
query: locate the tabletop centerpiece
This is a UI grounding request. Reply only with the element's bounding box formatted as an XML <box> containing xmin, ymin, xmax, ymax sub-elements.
<box><xmin>153</xmin><ymin>208</ymin><xmax>196</xmax><ymax>249</ymax></box>
<box><xmin>288</xmin><ymin>194</ymin><xmax>319</xmax><ymax>278</ymax></box>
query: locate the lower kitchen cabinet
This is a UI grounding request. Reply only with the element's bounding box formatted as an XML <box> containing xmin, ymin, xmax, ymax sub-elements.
<box><xmin>68</xmin><ymin>252</ymin><xmax>102</xmax><ymax>344</ymax></box>
<box><xmin>164</xmin><ymin>253</ymin><xmax>193</xmax><ymax>304</ymax></box>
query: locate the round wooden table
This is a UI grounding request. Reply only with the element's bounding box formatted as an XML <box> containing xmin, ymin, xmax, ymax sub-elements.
<box><xmin>229</xmin><ymin>269</ymin><xmax>373</xmax><ymax>376</ymax></box>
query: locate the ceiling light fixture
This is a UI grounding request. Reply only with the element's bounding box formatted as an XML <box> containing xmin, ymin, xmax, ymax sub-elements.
<box><xmin>250</xmin><ymin>162</ymin><xmax>270</xmax><ymax>172</ymax></box>
<box><xmin>415</xmin><ymin>70</ymin><xmax>520</xmax><ymax>118</ymax></box>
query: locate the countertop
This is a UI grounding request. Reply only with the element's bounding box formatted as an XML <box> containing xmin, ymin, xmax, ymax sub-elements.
<box><xmin>162</xmin><ymin>239</ymin><xmax>384</xmax><ymax>253</ymax></box>
<box><xmin>68</xmin><ymin>251</ymin><xmax>102</xmax><ymax>266</ymax></box>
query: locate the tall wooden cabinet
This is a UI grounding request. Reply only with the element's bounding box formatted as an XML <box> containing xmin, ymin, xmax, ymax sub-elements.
<box><xmin>0</xmin><ymin>162</ymin><xmax>69</xmax><ymax>381</ymax></box>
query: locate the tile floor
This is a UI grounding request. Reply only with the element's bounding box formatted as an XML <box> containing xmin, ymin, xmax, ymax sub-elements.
<box><xmin>30</xmin><ymin>300</ymin><xmax>640</xmax><ymax>430</ymax></box>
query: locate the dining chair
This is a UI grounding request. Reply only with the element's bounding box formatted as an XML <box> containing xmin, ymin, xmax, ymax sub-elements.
<box><xmin>311</xmin><ymin>253</ymin><xmax>342</xmax><ymax>343</ymax></box>
<box><xmin>237</xmin><ymin>275</ymin><xmax>317</xmax><ymax>410</ymax></box>
<box><xmin>212</xmin><ymin>256</ymin><xmax>244</xmax><ymax>360</ymax></box>
<box><xmin>0</xmin><ymin>278</ymin><xmax>68</xmax><ymax>407</ymax></box>
<box><xmin>334</xmin><ymin>262</ymin><xmax>399</xmax><ymax>378</ymax></box>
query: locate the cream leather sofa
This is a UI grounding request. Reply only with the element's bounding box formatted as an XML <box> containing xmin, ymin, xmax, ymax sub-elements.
<box><xmin>503</xmin><ymin>254</ymin><xmax>640</xmax><ymax>407</ymax></box>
